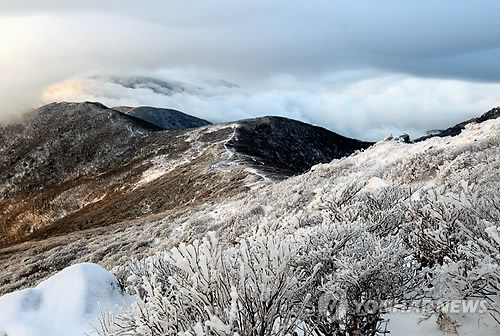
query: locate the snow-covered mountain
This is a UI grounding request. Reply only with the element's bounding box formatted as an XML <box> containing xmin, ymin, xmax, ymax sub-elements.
<box><xmin>0</xmin><ymin>102</ymin><xmax>370</xmax><ymax>248</ymax></box>
<box><xmin>1</xmin><ymin>104</ymin><xmax>499</xmax><ymax>336</ymax></box>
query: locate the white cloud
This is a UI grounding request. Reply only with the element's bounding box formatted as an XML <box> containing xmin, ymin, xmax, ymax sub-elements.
<box><xmin>41</xmin><ymin>72</ymin><xmax>500</xmax><ymax>141</ymax></box>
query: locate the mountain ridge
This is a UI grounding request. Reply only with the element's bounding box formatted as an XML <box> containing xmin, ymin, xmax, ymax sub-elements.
<box><xmin>113</xmin><ymin>105</ymin><xmax>211</xmax><ymax>130</ymax></box>
<box><xmin>416</xmin><ymin>106</ymin><xmax>500</xmax><ymax>141</ymax></box>
<box><xmin>0</xmin><ymin>101</ymin><xmax>371</xmax><ymax>248</ymax></box>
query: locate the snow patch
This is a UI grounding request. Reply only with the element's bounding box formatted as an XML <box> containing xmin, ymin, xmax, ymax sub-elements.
<box><xmin>0</xmin><ymin>263</ymin><xmax>131</xmax><ymax>336</ymax></box>
<box><xmin>363</xmin><ymin>177</ymin><xmax>390</xmax><ymax>191</ymax></box>
<box><xmin>202</xmin><ymin>123</ymin><xmax>239</xmax><ymax>134</ymax></box>
<box><xmin>245</xmin><ymin>168</ymin><xmax>272</xmax><ymax>184</ymax></box>
<box><xmin>223</xmin><ymin>124</ymin><xmax>237</xmax><ymax>160</ymax></box>
<box><xmin>136</xmin><ymin>154</ymin><xmax>173</xmax><ymax>187</ymax></box>
<box><xmin>387</xmin><ymin>311</ymin><xmax>499</xmax><ymax>336</ymax></box>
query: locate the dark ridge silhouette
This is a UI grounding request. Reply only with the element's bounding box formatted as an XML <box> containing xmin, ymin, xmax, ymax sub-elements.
<box><xmin>416</xmin><ymin>107</ymin><xmax>500</xmax><ymax>142</ymax></box>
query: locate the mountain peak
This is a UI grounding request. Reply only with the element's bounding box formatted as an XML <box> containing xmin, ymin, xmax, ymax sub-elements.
<box><xmin>228</xmin><ymin>115</ymin><xmax>373</xmax><ymax>175</ymax></box>
<box><xmin>113</xmin><ymin>106</ymin><xmax>211</xmax><ymax>130</ymax></box>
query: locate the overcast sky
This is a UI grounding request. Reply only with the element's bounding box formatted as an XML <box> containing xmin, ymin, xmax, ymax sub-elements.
<box><xmin>1</xmin><ymin>1</ymin><xmax>499</xmax><ymax>140</ymax></box>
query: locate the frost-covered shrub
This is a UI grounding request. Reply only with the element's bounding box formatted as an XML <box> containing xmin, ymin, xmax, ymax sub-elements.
<box><xmin>113</xmin><ymin>253</ymin><xmax>176</xmax><ymax>298</ymax></box>
<box><xmin>296</xmin><ymin>221</ymin><xmax>421</xmax><ymax>336</ymax></box>
<box><xmin>386</xmin><ymin>151</ymin><xmax>443</xmax><ymax>184</ymax></box>
<box><xmin>394</xmin><ymin>180</ymin><xmax>500</xmax><ymax>323</ymax></box>
<box><xmin>98</xmin><ymin>233</ymin><xmax>315</xmax><ymax>336</ymax></box>
<box><xmin>308</xmin><ymin>180</ymin><xmax>367</xmax><ymax>224</ymax></box>
<box><xmin>305</xmin><ymin>158</ymin><xmax>500</xmax><ymax>330</ymax></box>
<box><xmin>428</xmin><ymin>221</ymin><xmax>500</xmax><ymax>322</ymax></box>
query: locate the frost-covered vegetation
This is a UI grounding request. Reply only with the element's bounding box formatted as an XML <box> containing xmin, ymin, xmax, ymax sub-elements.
<box><xmin>1</xmin><ymin>118</ymin><xmax>500</xmax><ymax>336</ymax></box>
<box><xmin>96</xmin><ymin>120</ymin><xmax>500</xmax><ymax>335</ymax></box>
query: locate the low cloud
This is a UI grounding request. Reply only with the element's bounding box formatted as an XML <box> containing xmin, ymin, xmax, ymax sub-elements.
<box><xmin>41</xmin><ymin>72</ymin><xmax>500</xmax><ymax>141</ymax></box>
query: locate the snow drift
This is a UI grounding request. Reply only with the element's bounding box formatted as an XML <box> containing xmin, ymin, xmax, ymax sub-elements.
<box><xmin>0</xmin><ymin>263</ymin><xmax>130</xmax><ymax>336</ymax></box>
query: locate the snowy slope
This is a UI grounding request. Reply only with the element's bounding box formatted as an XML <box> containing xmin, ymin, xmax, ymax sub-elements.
<box><xmin>387</xmin><ymin>311</ymin><xmax>499</xmax><ymax>336</ymax></box>
<box><xmin>0</xmin><ymin>116</ymin><xmax>499</xmax><ymax>335</ymax></box>
<box><xmin>2</xmin><ymin>116</ymin><xmax>499</xmax><ymax>292</ymax></box>
<box><xmin>1</xmin><ymin>102</ymin><xmax>369</xmax><ymax>248</ymax></box>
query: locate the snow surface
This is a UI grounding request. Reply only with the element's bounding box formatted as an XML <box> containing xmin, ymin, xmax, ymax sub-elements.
<box><xmin>0</xmin><ymin>263</ymin><xmax>131</xmax><ymax>336</ymax></box>
<box><xmin>387</xmin><ymin>312</ymin><xmax>499</xmax><ymax>336</ymax></box>
<box><xmin>363</xmin><ymin>176</ymin><xmax>390</xmax><ymax>191</ymax></box>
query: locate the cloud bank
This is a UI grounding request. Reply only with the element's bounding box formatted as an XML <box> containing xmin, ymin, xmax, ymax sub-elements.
<box><xmin>41</xmin><ymin>73</ymin><xmax>499</xmax><ymax>141</ymax></box>
<box><xmin>0</xmin><ymin>1</ymin><xmax>499</xmax><ymax>138</ymax></box>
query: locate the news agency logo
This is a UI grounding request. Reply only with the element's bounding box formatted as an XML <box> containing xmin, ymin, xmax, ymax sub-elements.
<box><xmin>437</xmin><ymin>299</ymin><xmax>489</xmax><ymax>314</ymax></box>
<box><xmin>318</xmin><ymin>294</ymin><xmax>491</xmax><ymax>318</ymax></box>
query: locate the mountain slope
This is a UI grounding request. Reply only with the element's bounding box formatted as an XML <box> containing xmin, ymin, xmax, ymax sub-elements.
<box><xmin>113</xmin><ymin>106</ymin><xmax>211</xmax><ymax>130</ymax></box>
<box><xmin>0</xmin><ymin>102</ymin><xmax>161</xmax><ymax>198</ymax></box>
<box><xmin>228</xmin><ymin>116</ymin><xmax>373</xmax><ymax>175</ymax></box>
<box><xmin>0</xmin><ymin>102</ymin><xmax>162</xmax><ymax>244</ymax></box>
<box><xmin>0</xmin><ymin>102</ymin><xmax>369</xmax><ymax>248</ymax></box>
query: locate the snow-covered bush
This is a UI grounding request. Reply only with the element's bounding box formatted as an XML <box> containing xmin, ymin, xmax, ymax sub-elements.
<box><xmin>299</xmin><ymin>201</ymin><xmax>422</xmax><ymax>335</ymax></box>
<box><xmin>389</xmin><ymin>179</ymin><xmax>500</xmax><ymax>323</ymax></box>
<box><xmin>305</xmin><ymin>160</ymin><xmax>500</xmax><ymax>331</ymax></box>
<box><xmin>98</xmin><ymin>232</ymin><xmax>316</xmax><ymax>336</ymax></box>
